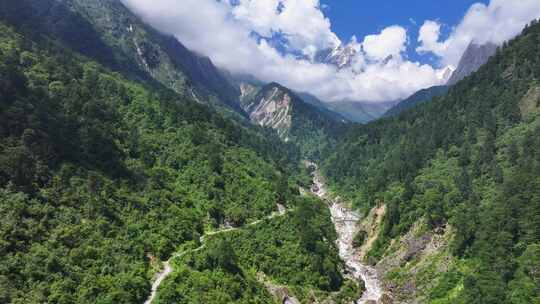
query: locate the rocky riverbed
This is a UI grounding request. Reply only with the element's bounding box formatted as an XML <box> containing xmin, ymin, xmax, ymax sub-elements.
<box><xmin>309</xmin><ymin>163</ymin><xmax>384</xmax><ymax>304</ymax></box>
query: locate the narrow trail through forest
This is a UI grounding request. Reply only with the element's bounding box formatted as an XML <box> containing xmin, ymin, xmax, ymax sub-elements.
<box><xmin>143</xmin><ymin>205</ymin><xmax>290</xmax><ymax>304</ymax></box>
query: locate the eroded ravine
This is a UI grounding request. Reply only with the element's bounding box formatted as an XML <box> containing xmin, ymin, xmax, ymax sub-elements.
<box><xmin>309</xmin><ymin>163</ymin><xmax>383</xmax><ymax>304</ymax></box>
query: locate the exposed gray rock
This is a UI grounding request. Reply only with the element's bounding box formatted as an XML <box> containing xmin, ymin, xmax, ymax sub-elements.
<box><xmin>447</xmin><ymin>42</ymin><xmax>498</xmax><ymax>85</ymax></box>
<box><xmin>316</xmin><ymin>43</ymin><xmax>358</xmax><ymax>69</ymax></box>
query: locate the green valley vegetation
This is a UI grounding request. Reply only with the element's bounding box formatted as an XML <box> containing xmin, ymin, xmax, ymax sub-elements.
<box><xmin>0</xmin><ymin>20</ymin><xmax>357</xmax><ymax>303</ymax></box>
<box><xmin>154</xmin><ymin>197</ymin><xmax>361</xmax><ymax>304</ymax></box>
<box><xmin>322</xmin><ymin>19</ymin><xmax>540</xmax><ymax>304</ymax></box>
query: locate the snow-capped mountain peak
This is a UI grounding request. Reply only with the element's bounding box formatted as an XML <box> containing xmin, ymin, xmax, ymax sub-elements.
<box><xmin>316</xmin><ymin>42</ymin><xmax>359</xmax><ymax>69</ymax></box>
<box><xmin>437</xmin><ymin>66</ymin><xmax>456</xmax><ymax>83</ymax></box>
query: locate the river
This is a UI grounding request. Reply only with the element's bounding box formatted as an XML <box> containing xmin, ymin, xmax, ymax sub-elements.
<box><xmin>309</xmin><ymin>164</ymin><xmax>383</xmax><ymax>304</ymax></box>
<box><xmin>144</xmin><ymin>164</ymin><xmax>383</xmax><ymax>304</ymax></box>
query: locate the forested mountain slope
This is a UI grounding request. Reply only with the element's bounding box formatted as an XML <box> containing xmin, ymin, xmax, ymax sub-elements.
<box><xmin>0</xmin><ymin>20</ymin><xmax>357</xmax><ymax>303</ymax></box>
<box><xmin>0</xmin><ymin>0</ymin><xmax>243</xmax><ymax>114</ymax></box>
<box><xmin>323</xmin><ymin>20</ymin><xmax>540</xmax><ymax>303</ymax></box>
<box><xmin>383</xmin><ymin>85</ymin><xmax>449</xmax><ymax>117</ymax></box>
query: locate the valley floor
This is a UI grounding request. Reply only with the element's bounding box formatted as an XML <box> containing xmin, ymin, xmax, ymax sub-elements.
<box><xmin>308</xmin><ymin>163</ymin><xmax>387</xmax><ymax>304</ymax></box>
<box><xmin>145</xmin><ymin>162</ymin><xmax>388</xmax><ymax>304</ymax></box>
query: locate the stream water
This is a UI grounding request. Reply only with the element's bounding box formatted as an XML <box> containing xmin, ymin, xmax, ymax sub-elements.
<box><xmin>143</xmin><ymin>164</ymin><xmax>383</xmax><ymax>304</ymax></box>
<box><xmin>310</xmin><ymin>164</ymin><xmax>383</xmax><ymax>304</ymax></box>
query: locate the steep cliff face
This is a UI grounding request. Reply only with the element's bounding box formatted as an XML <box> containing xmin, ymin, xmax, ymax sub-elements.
<box><xmin>245</xmin><ymin>85</ymin><xmax>293</xmax><ymax>138</ymax></box>
<box><xmin>375</xmin><ymin>219</ymin><xmax>455</xmax><ymax>304</ymax></box>
<box><xmin>239</xmin><ymin>83</ymin><xmax>345</xmax><ymax>158</ymax></box>
<box><xmin>447</xmin><ymin>42</ymin><xmax>498</xmax><ymax>85</ymax></box>
<box><xmin>239</xmin><ymin>82</ymin><xmax>262</xmax><ymax>108</ymax></box>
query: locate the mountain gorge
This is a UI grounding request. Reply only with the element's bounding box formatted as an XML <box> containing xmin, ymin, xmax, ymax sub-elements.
<box><xmin>0</xmin><ymin>1</ymin><xmax>539</xmax><ymax>304</ymax></box>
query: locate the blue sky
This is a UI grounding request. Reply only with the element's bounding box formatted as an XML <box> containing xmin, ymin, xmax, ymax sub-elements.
<box><xmin>321</xmin><ymin>0</ymin><xmax>488</xmax><ymax>63</ymax></box>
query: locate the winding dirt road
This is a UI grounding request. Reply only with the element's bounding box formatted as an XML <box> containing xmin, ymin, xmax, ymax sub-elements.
<box><xmin>143</xmin><ymin>206</ymin><xmax>291</xmax><ymax>304</ymax></box>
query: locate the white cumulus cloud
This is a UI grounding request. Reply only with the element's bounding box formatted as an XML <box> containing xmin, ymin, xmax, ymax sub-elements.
<box><xmin>416</xmin><ymin>20</ymin><xmax>449</xmax><ymax>57</ymax></box>
<box><xmin>417</xmin><ymin>0</ymin><xmax>540</xmax><ymax>66</ymax></box>
<box><xmin>363</xmin><ymin>26</ymin><xmax>407</xmax><ymax>61</ymax></box>
<box><xmin>232</xmin><ymin>0</ymin><xmax>340</xmax><ymax>58</ymax></box>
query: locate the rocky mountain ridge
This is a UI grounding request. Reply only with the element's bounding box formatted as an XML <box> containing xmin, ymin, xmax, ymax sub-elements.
<box><xmin>244</xmin><ymin>83</ymin><xmax>294</xmax><ymax>138</ymax></box>
<box><xmin>0</xmin><ymin>0</ymin><xmax>244</xmax><ymax>113</ymax></box>
<box><xmin>446</xmin><ymin>41</ymin><xmax>498</xmax><ymax>85</ymax></box>
<box><xmin>316</xmin><ymin>43</ymin><xmax>359</xmax><ymax>69</ymax></box>
<box><xmin>237</xmin><ymin>82</ymin><xmax>346</xmax><ymax>158</ymax></box>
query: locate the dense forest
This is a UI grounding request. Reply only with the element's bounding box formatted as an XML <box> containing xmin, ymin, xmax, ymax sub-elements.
<box><xmin>0</xmin><ymin>20</ymin><xmax>354</xmax><ymax>303</ymax></box>
<box><xmin>288</xmin><ymin>89</ymin><xmax>347</xmax><ymax>161</ymax></box>
<box><xmin>323</xmin><ymin>20</ymin><xmax>540</xmax><ymax>303</ymax></box>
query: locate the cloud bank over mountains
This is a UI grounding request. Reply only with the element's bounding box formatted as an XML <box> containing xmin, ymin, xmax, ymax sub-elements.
<box><xmin>122</xmin><ymin>0</ymin><xmax>540</xmax><ymax>103</ymax></box>
<box><xmin>417</xmin><ymin>0</ymin><xmax>540</xmax><ymax>67</ymax></box>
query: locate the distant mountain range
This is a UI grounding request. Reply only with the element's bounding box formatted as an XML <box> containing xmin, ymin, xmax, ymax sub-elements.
<box><xmin>313</xmin><ymin>43</ymin><xmax>456</xmax><ymax>123</ymax></box>
<box><xmin>325</xmin><ymin>101</ymin><xmax>396</xmax><ymax>123</ymax></box>
<box><xmin>295</xmin><ymin>92</ymin><xmax>350</xmax><ymax>123</ymax></box>
<box><xmin>384</xmin><ymin>41</ymin><xmax>499</xmax><ymax>117</ymax></box>
<box><xmin>4</xmin><ymin>0</ymin><xmax>501</xmax><ymax>128</ymax></box>
<box><xmin>383</xmin><ymin>86</ymin><xmax>449</xmax><ymax>117</ymax></box>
